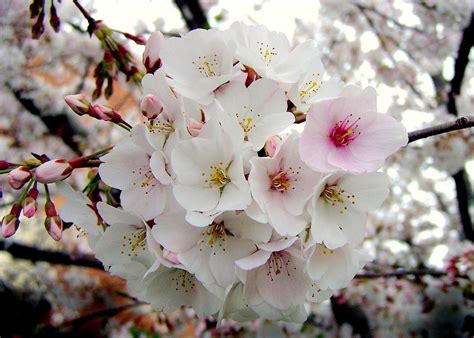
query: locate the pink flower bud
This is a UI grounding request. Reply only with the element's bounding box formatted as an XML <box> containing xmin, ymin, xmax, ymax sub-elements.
<box><xmin>44</xmin><ymin>199</ymin><xmax>58</xmax><ymax>218</ymax></box>
<box><xmin>22</xmin><ymin>186</ymin><xmax>38</xmax><ymax>218</ymax></box>
<box><xmin>187</xmin><ymin>118</ymin><xmax>204</xmax><ymax>137</ymax></box>
<box><xmin>2</xmin><ymin>204</ymin><xmax>21</xmax><ymax>238</ymax></box>
<box><xmin>264</xmin><ymin>135</ymin><xmax>282</xmax><ymax>157</ymax></box>
<box><xmin>8</xmin><ymin>167</ymin><xmax>32</xmax><ymax>190</ymax></box>
<box><xmin>143</xmin><ymin>31</ymin><xmax>164</xmax><ymax>73</ymax></box>
<box><xmin>140</xmin><ymin>94</ymin><xmax>163</xmax><ymax>119</ymax></box>
<box><xmin>0</xmin><ymin>160</ymin><xmax>10</xmax><ymax>170</ymax></box>
<box><xmin>89</xmin><ymin>104</ymin><xmax>124</xmax><ymax>124</ymax></box>
<box><xmin>45</xmin><ymin>216</ymin><xmax>63</xmax><ymax>241</ymax></box>
<box><xmin>162</xmin><ymin>248</ymin><xmax>181</xmax><ymax>265</ymax></box>
<box><xmin>65</xmin><ymin>94</ymin><xmax>90</xmax><ymax>116</ymax></box>
<box><xmin>34</xmin><ymin>160</ymin><xmax>73</xmax><ymax>184</ymax></box>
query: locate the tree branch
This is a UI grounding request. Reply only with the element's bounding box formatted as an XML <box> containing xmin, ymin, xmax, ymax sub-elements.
<box><xmin>407</xmin><ymin>116</ymin><xmax>474</xmax><ymax>144</ymax></box>
<box><xmin>355</xmin><ymin>268</ymin><xmax>468</xmax><ymax>279</ymax></box>
<box><xmin>0</xmin><ymin>240</ymin><xmax>103</xmax><ymax>270</ymax></box>
<box><xmin>446</xmin><ymin>12</ymin><xmax>474</xmax><ymax>242</ymax></box>
<box><xmin>173</xmin><ymin>0</ymin><xmax>209</xmax><ymax>30</ymax></box>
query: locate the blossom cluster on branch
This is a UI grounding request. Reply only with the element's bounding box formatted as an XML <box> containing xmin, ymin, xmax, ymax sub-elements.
<box><xmin>8</xmin><ymin>22</ymin><xmax>407</xmax><ymax>322</ymax></box>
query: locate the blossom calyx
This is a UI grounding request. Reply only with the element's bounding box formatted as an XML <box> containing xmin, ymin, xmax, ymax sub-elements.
<box><xmin>8</xmin><ymin>167</ymin><xmax>32</xmax><ymax>190</ymax></box>
<box><xmin>65</xmin><ymin>94</ymin><xmax>90</xmax><ymax>116</ymax></box>
<box><xmin>23</xmin><ymin>185</ymin><xmax>39</xmax><ymax>218</ymax></box>
<box><xmin>34</xmin><ymin>160</ymin><xmax>73</xmax><ymax>184</ymax></box>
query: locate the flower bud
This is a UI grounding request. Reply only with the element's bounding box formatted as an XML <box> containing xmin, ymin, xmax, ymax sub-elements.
<box><xmin>49</xmin><ymin>3</ymin><xmax>61</xmax><ymax>32</ymax></box>
<box><xmin>1</xmin><ymin>204</ymin><xmax>21</xmax><ymax>238</ymax></box>
<box><xmin>0</xmin><ymin>160</ymin><xmax>10</xmax><ymax>170</ymax></box>
<box><xmin>140</xmin><ymin>94</ymin><xmax>163</xmax><ymax>119</ymax></box>
<box><xmin>89</xmin><ymin>104</ymin><xmax>124</xmax><ymax>124</ymax></box>
<box><xmin>45</xmin><ymin>216</ymin><xmax>63</xmax><ymax>241</ymax></box>
<box><xmin>8</xmin><ymin>167</ymin><xmax>32</xmax><ymax>190</ymax></box>
<box><xmin>143</xmin><ymin>31</ymin><xmax>164</xmax><ymax>73</ymax></box>
<box><xmin>34</xmin><ymin>160</ymin><xmax>73</xmax><ymax>184</ymax></box>
<box><xmin>187</xmin><ymin>118</ymin><xmax>204</xmax><ymax>137</ymax></box>
<box><xmin>22</xmin><ymin>186</ymin><xmax>39</xmax><ymax>218</ymax></box>
<box><xmin>65</xmin><ymin>94</ymin><xmax>90</xmax><ymax>116</ymax></box>
<box><xmin>264</xmin><ymin>135</ymin><xmax>282</xmax><ymax>157</ymax></box>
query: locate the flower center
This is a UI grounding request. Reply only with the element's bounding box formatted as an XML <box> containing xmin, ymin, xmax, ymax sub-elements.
<box><xmin>299</xmin><ymin>79</ymin><xmax>320</xmax><ymax>101</ymax></box>
<box><xmin>270</xmin><ymin>171</ymin><xmax>291</xmax><ymax>192</ymax></box>
<box><xmin>240</xmin><ymin>117</ymin><xmax>255</xmax><ymax>134</ymax></box>
<box><xmin>257</xmin><ymin>41</ymin><xmax>277</xmax><ymax>65</ymax></box>
<box><xmin>330</xmin><ymin>114</ymin><xmax>361</xmax><ymax>147</ymax></box>
<box><xmin>203</xmin><ymin>221</ymin><xmax>227</xmax><ymax>251</ymax></box>
<box><xmin>266</xmin><ymin>252</ymin><xmax>293</xmax><ymax>281</ymax></box>
<box><xmin>321</xmin><ymin>184</ymin><xmax>356</xmax><ymax>214</ymax></box>
<box><xmin>193</xmin><ymin>55</ymin><xmax>218</xmax><ymax>77</ymax></box>
<box><xmin>120</xmin><ymin>228</ymin><xmax>146</xmax><ymax>257</ymax></box>
<box><xmin>146</xmin><ymin>118</ymin><xmax>174</xmax><ymax>137</ymax></box>
<box><xmin>171</xmin><ymin>270</ymin><xmax>196</xmax><ymax>292</ymax></box>
<box><xmin>203</xmin><ymin>161</ymin><xmax>230</xmax><ymax>189</ymax></box>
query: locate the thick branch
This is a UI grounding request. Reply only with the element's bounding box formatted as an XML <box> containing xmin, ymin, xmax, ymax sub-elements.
<box><xmin>173</xmin><ymin>0</ymin><xmax>209</xmax><ymax>30</ymax></box>
<box><xmin>407</xmin><ymin>116</ymin><xmax>474</xmax><ymax>144</ymax></box>
<box><xmin>0</xmin><ymin>240</ymin><xmax>103</xmax><ymax>270</ymax></box>
<box><xmin>355</xmin><ymin>269</ymin><xmax>467</xmax><ymax>279</ymax></box>
<box><xmin>447</xmin><ymin>12</ymin><xmax>474</xmax><ymax>242</ymax></box>
<box><xmin>11</xmin><ymin>89</ymin><xmax>86</xmax><ymax>155</ymax></box>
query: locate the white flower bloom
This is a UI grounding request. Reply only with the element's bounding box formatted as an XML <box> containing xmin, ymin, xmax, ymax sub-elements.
<box><xmin>56</xmin><ymin>182</ymin><xmax>102</xmax><ymax>249</ymax></box>
<box><xmin>227</xmin><ymin>22</ymin><xmax>318</xmax><ymax>84</ymax></box>
<box><xmin>236</xmin><ymin>237</ymin><xmax>310</xmax><ymax>311</ymax></box>
<box><xmin>99</xmin><ymin>125</ymin><xmax>172</xmax><ymax>220</ymax></box>
<box><xmin>310</xmin><ymin>172</ymin><xmax>389</xmax><ymax>249</ymax></box>
<box><xmin>141</xmin><ymin>68</ymin><xmax>185</xmax><ymax>155</ymax></box>
<box><xmin>287</xmin><ymin>57</ymin><xmax>343</xmax><ymax>113</ymax></box>
<box><xmin>171</xmin><ymin>123</ymin><xmax>251</xmax><ymax>226</ymax></box>
<box><xmin>152</xmin><ymin>208</ymin><xmax>272</xmax><ymax>294</ymax></box>
<box><xmin>94</xmin><ymin>202</ymin><xmax>153</xmax><ymax>270</ymax></box>
<box><xmin>306</xmin><ymin>244</ymin><xmax>370</xmax><ymax>290</ymax></box>
<box><xmin>216</xmin><ymin>79</ymin><xmax>294</xmax><ymax>150</ymax></box>
<box><xmin>160</xmin><ymin>29</ymin><xmax>237</xmax><ymax>105</ymax></box>
<box><xmin>306</xmin><ymin>282</ymin><xmax>333</xmax><ymax>303</ymax></box>
<box><xmin>248</xmin><ymin>134</ymin><xmax>321</xmax><ymax>236</ymax></box>
<box><xmin>145</xmin><ymin>267</ymin><xmax>223</xmax><ymax>317</ymax></box>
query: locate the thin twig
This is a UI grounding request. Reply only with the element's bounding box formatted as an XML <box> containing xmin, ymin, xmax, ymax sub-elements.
<box><xmin>407</xmin><ymin>116</ymin><xmax>474</xmax><ymax>144</ymax></box>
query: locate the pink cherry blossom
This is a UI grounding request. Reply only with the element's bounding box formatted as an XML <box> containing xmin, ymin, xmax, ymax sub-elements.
<box><xmin>299</xmin><ymin>85</ymin><xmax>408</xmax><ymax>173</ymax></box>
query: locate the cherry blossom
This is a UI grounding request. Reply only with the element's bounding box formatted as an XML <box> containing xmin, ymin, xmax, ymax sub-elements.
<box><xmin>216</xmin><ymin>79</ymin><xmax>294</xmax><ymax>150</ymax></box>
<box><xmin>160</xmin><ymin>28</ymin><xmax>236</xmax><ymax>105</ymax></box>
<box><xmin>248</xmin><ymin>134</ymin><xmax>321</xmax><ymax>235</ymax></box>
<box><xmin>299</xmin><ymin>85</ymin><xmax>408</xmax><ymax>173</ymax></box>
<box><xmin>310</xmin><ymin>171</ymin><xmax>389</xmax><ymax>249</ymax></box>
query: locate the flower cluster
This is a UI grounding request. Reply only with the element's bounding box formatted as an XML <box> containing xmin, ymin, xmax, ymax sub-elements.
<box><xmin>59</xmin><ymin>22</ymin><xmax>408</xmax><ymax>322</ymax></box>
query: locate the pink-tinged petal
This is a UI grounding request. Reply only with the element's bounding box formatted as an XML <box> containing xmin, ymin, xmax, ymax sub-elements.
<box><xmin>258</xmin><ymin>237</ymin><xmax>298</xmax><ymax>252</ymax></box>
<box><xmin>299</xmin><ymin>129</ymin><xmax>336</xmax><ymax>173</ymax></box>
<box><xmin>185</xmin><ymin>210</ymin><xmax>220</xmax><ymax>227</ymax></box>
<box><xmin>236</xmin><ymin>250</ymin><xmax>271</xmax><ymax>271</ymax></box>
<box><xmin>152</xmin><ymin>218</ymin><xmax>201</xmax><ymax>253</ymax></box>
<box><xmin>121</xmin><ymin>184</ymin><xmax>166</xmax><ymax>220</ymax></box>
<box><xmin>267</xmin><ymin>196</ymin><xmax>307</xmax><ymax>236</ymax></box>
<box><xmin>244</xmin><ymin>199</ymin><xmax>268</xmax><ymax>224</ymax></box>
<box><xmin>217</xmin><ymin>183</ymin><xmax>251</xmax><ymax>211</ymax></box>
<box><xmin>327</xmin><ymin>146</ymin><xmax>384</xmax><ymax>173</ymax></box>
<box><xmin>256</xmin><ymin>253</ymin><xmax>310</xmax><ymax>310</ymax></box>
<box><xmin>97</xmin><ymin>202</ymin><xmax>142</xmax><ymax>226</ymax></box>
<box><xmin>349</xmin><ymin>113</ymin><xmax>408</xmax><ymax>161</ymax></box>
<box><xmin>339</xmin><ymin>85</ymin><xmax>377</xmax><ymax>117</ymax></box>
<box><xmin>338</xmin><ymin>172</ymin><xmax>389</xmax><ymax>212</ymax></box>
<box><xmin>209</xmin><ymin>236</ymin><xmax>255</xmax><ymax>287</ymax></box>
<box><xmin>224</xmin><ymin>212</ymin><xmax>273</xmax><ymax>243</ymax></box>
<box><xmin>173</xmin><ymin>184</ymin><xmax>220</xmax><ymax>212</ymax></box>
<box><xmin>150</xmin><ymin>151</ymin><xmax>172</xmax><ymax>185</ymax></box>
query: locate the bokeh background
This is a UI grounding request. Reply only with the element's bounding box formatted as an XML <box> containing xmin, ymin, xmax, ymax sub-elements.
<box><xmin>0</xmin><ymin>0</ymin><xmax>473</xmax><ymax>337</ymax></box>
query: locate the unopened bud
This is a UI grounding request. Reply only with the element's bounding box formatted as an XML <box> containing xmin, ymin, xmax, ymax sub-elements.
<box><xmin>49</xmin><ymin>3</ymin><xmax>60</xmax><ymax>32</ymax></box>
<box><xmin>264</xmin><ymin>135</ymin><xmax>282</xmax><ymax>157</ymax></box>
<box><xmin>22</xmin><ymin>186</ymin><xmax>39</xmax><ymax>218</ymax></box>
<box><xmin>124</xmin><ymin>32</ymin><xmax>146</xmax><ymax>45</ymax></box>
<box><xmin>8</xmin><ymin>167</ymin><xmax>32</xmax><ymax>190</ymax></box>
<box><xmin>1</xmin><ymin>204</ymin><xmax>21</xmax><ymax>238</ymax></box>
<box><xmin>89</xmin><ymin>104</ymin><xmax>124</xmax><ymax>124</ymax></box>
<box><xmin>141</xmin><ymin>94</ymin><xmax>163</xmax><ymax>119</ymax></box>
<box><xmin>0</xmin><ymin>160</ymin><xmax>10</xmax><ymax>170</ymax></box>
<box><xmin>34</xmin><ymin>159</ymin><xmax>73</xmax><ymax>184</ymax></box>
<box><xmin>143</xmin><ymin>31</ymin><xmax>164</xmax><ymax>73</ymax></box>
<box><xmin>32</xmin><ymin>10</ymin><xmax>45</xmax><ymax>39</ymax></box>
<box><xmin>45</xmin><ymin>216</ymin><xmax>63</xmax><ymax>241</ymax></box>
<box><xmin>65</xmin><ymin>94</ymin><xmax>90</xmax><ymax>115</ymax></box>
<box><xmin>187</xmin><ymin>118</ymin><xmax>204</xmax><ymax>137</ymax></box>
